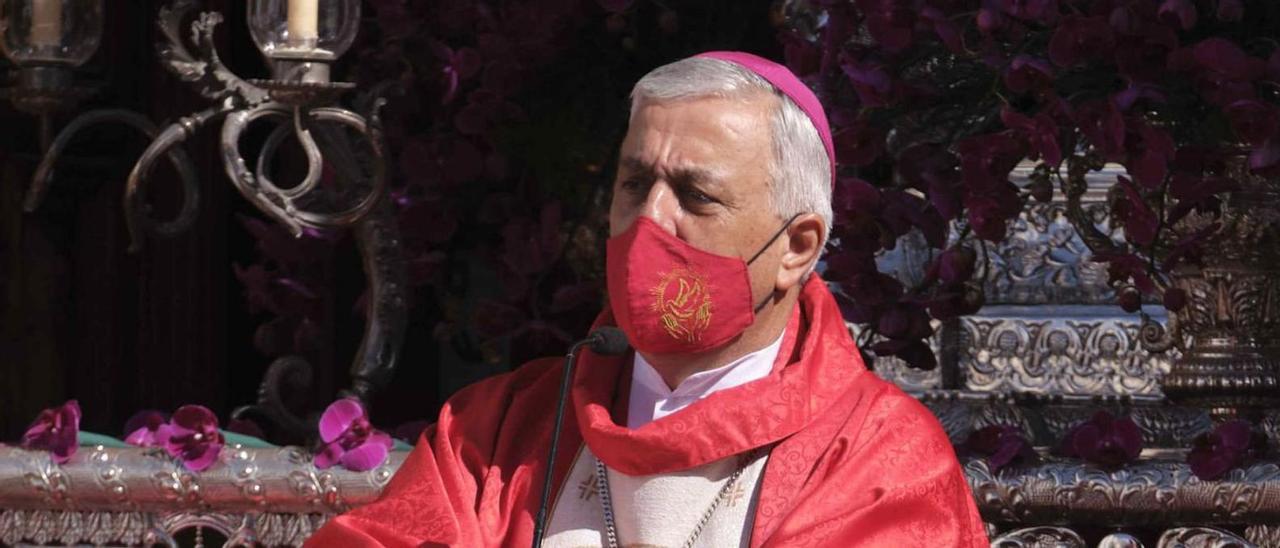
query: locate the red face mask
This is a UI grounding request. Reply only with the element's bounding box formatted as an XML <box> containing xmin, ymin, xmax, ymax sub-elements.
<box><xmin>605</xmin><ymin>216</ymin><xmax>796</xmax><ymax>355</ymax></box>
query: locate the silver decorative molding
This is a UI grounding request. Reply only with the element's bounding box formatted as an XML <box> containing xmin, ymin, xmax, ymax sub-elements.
<box><xmin>966</xmin><ymin>456</ymin><xmax>1280</xmax><ymax>526</ymax></box>
<box><xmin>990</xmin><ymin>526</ymin><xmax>1087</xmax><ymax>548</ymax></box>
<box><xmin>0</xmin><ymin>509</ymin><xmax>330</xmax><ymax>547</ymax></box>
<box><xmin>867</xmin><ymin>305</ymin><xmax>1177</xmax><ymax>399</ymax></box>
<box><xmin>961</xmin><ymin>306</ymin><xmax>1175</xmax><ymax>397</ymax></box>
<box><xmin>1158</xmin><ymin>527</ymin><xmax>1254</xmax><ymax>548</ymax></box>
<box><xmin>0</xmin><ymin>445</ymin><xmax>401</xmax><ymax>514</ymax></box>
<box><xmin>8</xmin><ymin>442</ymin><xmax>1280</xmax><ymax>545</ymax></box>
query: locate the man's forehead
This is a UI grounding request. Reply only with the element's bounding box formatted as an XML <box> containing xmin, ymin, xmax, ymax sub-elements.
<box><xmin>621</xmin><ymin>98</ymin><xmax>770</xmax><ymax>172</ymax></box>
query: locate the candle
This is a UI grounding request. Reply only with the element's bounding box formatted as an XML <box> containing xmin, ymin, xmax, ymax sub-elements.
<box><xmin>30</xmin><ymin>0</ymin><xmax>63</xmax><ymax>48</ymax></box>
<box><xmin>287</xmin><ymin>0</ymin><xmax>318</xmax><ymax>45</ymax></box>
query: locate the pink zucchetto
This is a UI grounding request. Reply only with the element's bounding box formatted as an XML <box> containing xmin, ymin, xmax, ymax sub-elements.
<box><xmin>694</xmin><ymin>51</ymin><xmax>836</xmax><ymax>188</ymax></box>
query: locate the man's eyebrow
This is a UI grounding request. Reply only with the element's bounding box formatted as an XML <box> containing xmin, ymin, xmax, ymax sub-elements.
<box><xmin>619</xmin><ymin>157</ymin><xmax>654</xmax><ymax>177</ymax></box>
<box><xmin>619</xmin><ymin>156</ymin><xmax>719</xmax><ymax>187</ymax></box>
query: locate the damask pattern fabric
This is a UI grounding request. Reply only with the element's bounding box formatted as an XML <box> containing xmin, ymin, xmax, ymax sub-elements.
<box><xmin>304</xmin><ymin>277</ymin><xmax>988</xmax><ymax>547</ymax></box>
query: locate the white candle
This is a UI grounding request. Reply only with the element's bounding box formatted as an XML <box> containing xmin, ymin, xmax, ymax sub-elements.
<box><xmin>287</xmin><ymin>0</ymin><xmax>319</xmax><ymax>45</ymax></box>
<box><xmin>30</xmin><ymin>0</ymin><xmax>63</xmax><ymax>48</ymax></box>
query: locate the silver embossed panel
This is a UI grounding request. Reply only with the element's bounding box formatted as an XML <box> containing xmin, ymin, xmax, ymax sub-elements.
<box><xmin>961</xmin><ymin>305</ymin><xmax>1174</xmax><ymax>396</ymax></box>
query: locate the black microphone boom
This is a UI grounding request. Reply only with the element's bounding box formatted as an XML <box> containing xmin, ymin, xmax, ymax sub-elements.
<box><xmin>530</xmin><ymin>328</ymin><xmax>631</xmax><ymax>547</ymax></box>
<box><xmin>587</xmin><ymin>326</ymin><xmax>630</xmax><ymax>356</ymax></box>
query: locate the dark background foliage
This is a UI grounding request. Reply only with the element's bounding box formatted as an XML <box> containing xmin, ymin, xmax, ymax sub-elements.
<box><xmin>0</xmin><ymin>0</ymin><xmax>783</xmax><ymax>440</ymax></box>
<box><xmin>789</xmin><ymin>0</ymin><xmax>1280</xmax><ymax>370</ymax></box>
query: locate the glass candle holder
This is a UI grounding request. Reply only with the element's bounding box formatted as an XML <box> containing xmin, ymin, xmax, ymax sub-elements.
<box><xmin>0</xmin><ymin>0</ymin><xmax>103</xmax><ymax>66</ymax></box>
<box><xmin>248</xmin><ymin>0</ymin><xmax>359</xmax><ymax>62</ymax></box>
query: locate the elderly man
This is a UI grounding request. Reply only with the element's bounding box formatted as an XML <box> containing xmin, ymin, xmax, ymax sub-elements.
<box><xmin>307</xmin><ymin>51</ymin><xmax>986</xmax><ymax>547</ymax></box>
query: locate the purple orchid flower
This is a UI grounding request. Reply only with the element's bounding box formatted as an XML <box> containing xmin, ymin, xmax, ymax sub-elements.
<box><xmin>780</xmin><ymin>31</ymin><xmax>822</xmax><ymax>77</ymax></box>
<box><xmin>1178</xmin><ymin>38</ymin><xmax>1267</xmax><ymax>107</ymax></box>
<box><xmin>596</xmin><ymin>0</ymin><xmax>633</xmax><ymax>13</ymax></box>
<box><xmin>431</xmin><ymin>41</ymin><xmax>482</xmax><ymax>105</ymax></box>
<box><xmin>1057</xmin><ymin>411</ymin><xmax>1143</xmax><ymax>468</ymax></box>
<box><xmin>123</xmin><ymin>410</ymin><xmax>169</xmax><ymax>447</ymax></box>
<box><xmin>857</xmin><ymin>0</ymin><xmax>916</xmax><ymax>51</ymax></box>
<box><xmin>1225</xmin><ymin>100</ymin><xmax>1280</xmax><ymax>146</ymax></box>
<box><xmin>876</xmin><ymin>302</ymin><xmax>934</xmax><ymax>341</ymax></box>
<box><xmin>964</xmin><ymin>187</ymin><xmax>1023</xmax><ymax>241</ymax></box>
<box><xmin>965</xmin><ymin>425</ymin><xmax>1036</xmax><ymax>473</ymax></box>
<box><xmin>20</xmin><ymin>400</ymin><xmax>81</xmax><ymax>464</ymax></box>
<box><xmin>1115</xmin><ymin>26</ymin><xmax>1177</xmax><ymax>85</ymax></box>
<box><xmin>1001</xmin><ymin>107</ymin><xmax>1063</xmax><ymax>166</ymax></box>
<box><xmin>833</xmin><ymin>118</ymin><xmax>886</xmax><ymax>168</ymax></box>
<box><xmin>1048</xmin><ymin>15</ymin><xmax>1114</xmax><ymax>67</ymax></box>
<box><xmin>1004</xmin><ymin>55</ymin><xmax>1053</xmax><ymax>94</ymax></box>
<box><xmin>1157</xmin><ymin>0</ymin><xmax>1198</xmax><ymax>30</ymax></box>
<box><xmin>956</xmin><ymin>132</ymin><xmax>1026</xmax><ymax>192</ymax></box>
<box><xmin>1217</xmin><ymin>0</ymin><xmax>1244</xmax><ymax>21</ymax></box>
<box><xmin>156</xmin><ymin>405</ymin><xmax>225</xmax><ymax>472</ymax></box>
<box><xmin>896</xmin><ymin>144</ymin><xmax>962</xmax><ymax>221</ymax></box>
<box><xmin>1114</xmin><ymin>83</ymin><xmax>1167</xmax><ymax>112</ymax></box>
<box><xmin>1095</xmin><ymin>251</ymin><xmax>1158</xmax><ymax>296</ymax></box>
<box><xmin>840</xmin><ymin>58</ymin><xmax>896</xmax><ymax>108</ymax></box>
<box><xmin>920</xmin><ymin>7</ymin><xmax>963</xmax><ymax>54</ymax></box>
<box><xmin>316</xmin><ymin>398</ymin><xmax>394</xmax><ymax>472</ymax></box>
<box><xmin>930</xmin><ymin>246</ymin><xmax>978</xmax><ymax>286</ymax></box>
<box><xmin>1075</xmin><ymin>99</ymin><xmax>1127</xmax><ymax>160</ymax></box>
<box><xmin>1126</xmin><ymin>123</ymin><xmax>1176</xmax><ymax>190</ymax></box>
<box><xmin>1187</xmin><ymin>420</ymin><xmax>1267</xmax><ymax>481</ymax></box>
<box><xmin>1251</xmin><ymin>137</ymin><xmax>1280</xmax><ymax>176</ymax></box>
<box><xmin>1114</xmin><ymin>176</ymin><xmax>1160</xmax><ymax>246</ymax></box>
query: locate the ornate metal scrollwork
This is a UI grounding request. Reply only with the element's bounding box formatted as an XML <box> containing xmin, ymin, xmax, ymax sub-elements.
<box><xmin>1158</xmin><ymin>527</ymin><xmax>1254</xmax><ymax>548</ymax></box>
<box><xmin>0</xmin><ymin>508</ymin><xmax>329</xmax><ymax>547</ymax></box>
<box><xmin>119</xmin><ymin>0</ymin><xmax>406</xmax><ymax>438</ymax></box>
<box><xmin>1057</xmin><ymin>152</ymin><xmax>1280</xmax><ymax>420</ymax></box>
<box><xmin>1100</xmin><ymin>532</ymin><xmax>1146</xmax><ymax>548</ymax></box>
<box><xmin>23</xmin><ymin>109</ymin><xmax>202</xmax><ymax>246</ymax></box>
<box><xmin>990</xmin><ymin>526</ymin><xmax>1087</xmax><ymax>548</ymax></box>
<box><xmin>960</xmin><ymin>310</ymin><xmax>1173</xmax><ymax>397</ymax></box>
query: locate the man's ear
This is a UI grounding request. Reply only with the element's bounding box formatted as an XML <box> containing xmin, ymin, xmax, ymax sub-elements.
<box><xmin>775</xmin><ymin>213</ymin><xmax>825</xmax><ymax>292</ymax></box>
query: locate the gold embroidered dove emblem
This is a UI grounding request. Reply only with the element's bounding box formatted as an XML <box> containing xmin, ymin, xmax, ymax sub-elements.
<box><xmin>651</xmin><ymin>266</ymin><xmax>713</xmax><ymax>342</ymax></box>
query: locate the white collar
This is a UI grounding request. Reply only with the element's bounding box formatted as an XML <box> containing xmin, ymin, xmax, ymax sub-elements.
<box><xmin>626</xmin><ymin>332</ymin><xmax>785</xmax><ymax>429</ymax></box>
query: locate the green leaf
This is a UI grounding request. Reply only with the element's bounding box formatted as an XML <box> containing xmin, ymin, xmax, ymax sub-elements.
<box><xmin>221</xmin><ymin>430</ymin><xmax>277</xmax><ymax>448</ymax></box>
<box><xmin>78</xmin><ymin>431</ymin><xmax>129</xmax><ymax>448</ymax></box>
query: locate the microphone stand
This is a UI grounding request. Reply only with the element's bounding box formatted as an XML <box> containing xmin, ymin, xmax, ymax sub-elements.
<box><xmin>530</xmin><ymin>332</ymin><xmax>599</xmax><ymax>547</ymax></box>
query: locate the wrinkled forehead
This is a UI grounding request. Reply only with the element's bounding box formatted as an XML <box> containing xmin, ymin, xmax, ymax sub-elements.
<box><xmin>621</xmin><ymin>95</ymin><xmax>775</xmax><ymax>178</ymax></box>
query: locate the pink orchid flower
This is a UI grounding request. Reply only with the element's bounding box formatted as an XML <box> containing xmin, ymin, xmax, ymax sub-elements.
<box><xmin>123</xmin><ymin>410</ymin><xmax>169</xmax><ymax>447</ymax></box>
<box><xmin>156</xmin><ymin>405</ymin><xmax>225</xmax><ymax>472</ymax></box>
<box><xmin>315</xmin><ymin>398</ymin><xmax>393</xmax><ymax>472</ymax></box>
<box><xmin>21</xmin><ymin>400</ymin><xmax>81</xmax><ymax>464</ymax></box>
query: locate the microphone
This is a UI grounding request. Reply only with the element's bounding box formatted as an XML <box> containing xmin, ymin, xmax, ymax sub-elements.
<box><xmin>531</xmin><ymin>327</ymin><xmax>631</xmax><ymax>547</ymax></box>
<box><xmin>586</xmin><ymin>326</ymin><xmax>630</xmax><ymax>356</ymax></box>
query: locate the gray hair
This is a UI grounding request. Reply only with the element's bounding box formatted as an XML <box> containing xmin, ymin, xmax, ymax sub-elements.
<box><xmin>629</xmin><ymin>57</ymin><xmax>833</xmax><ymax>251</ymax></box>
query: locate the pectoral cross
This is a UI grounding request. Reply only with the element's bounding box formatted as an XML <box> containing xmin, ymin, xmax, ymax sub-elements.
<box><xmin>577</xmin><ymin>474</ymin><xmax>598</xmax><ymax>501</ymax></box>
<box><xmin>727</xmin><ymin>482</ymin><xmax>747</xmax><ymax>507</ymax></box>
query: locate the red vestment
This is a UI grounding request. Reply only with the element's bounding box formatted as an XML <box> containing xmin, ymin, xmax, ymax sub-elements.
<box><xmin>306</xmin><ymin>277</ymin><xmax>988</xmax><ymax>547</ymax></box>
